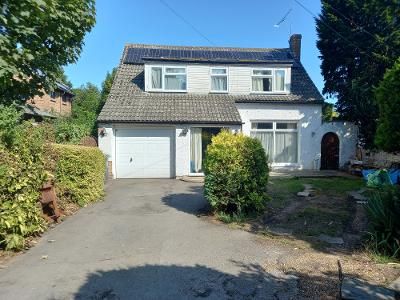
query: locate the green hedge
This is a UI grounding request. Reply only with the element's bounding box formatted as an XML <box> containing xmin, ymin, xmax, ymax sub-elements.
<box><xmin>0</xmin><ymin>109</ymin><xmax>47</xmax><ymax>250</ymax></box>
<box><xmin>49</xmin><ymin>144</ymin><xmax>106</xmax><ymax>206</ymax></box>
<box><xmin>204</xmin><ymin>130</ymin><xmax>269</xmax><ymax>215</ymax></box>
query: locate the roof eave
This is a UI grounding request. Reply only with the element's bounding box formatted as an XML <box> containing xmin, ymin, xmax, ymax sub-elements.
<box><xmin>140</xmin><ymin>57</ymin><xmax>294</xmax><ymax>65</ymax></box>
<box><xmin>96</xmin><ymin>119</ymin><xmax>242</xmax><ymax>125</ymax></box>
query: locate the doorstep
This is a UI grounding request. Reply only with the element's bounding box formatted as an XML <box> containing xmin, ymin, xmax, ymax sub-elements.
<box><xmin>180</xmin><ymin>175</ymin><xmax>205</xmax><ymax>183</ymax></box>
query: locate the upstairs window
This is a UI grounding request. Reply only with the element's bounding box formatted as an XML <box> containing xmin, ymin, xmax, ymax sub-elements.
<box><xmin>151</xmin><ymin>67</ymin><xmax>162</xmax><ymax>89</ymax></box>
<box><xmin>165</xmin><ymin>67</ymin><xmax>186</xmax><ymax>90</ymax></box>
<box><xmin>210</xmin><ymin>68</ymin><xmax>228</xmax><ymax>92</ymax></box>
<box><xmin>252</xmin><ymin>70</ymin><xmax>272</xmax><ymax>92</ymax></box>
<box><xmin>251</xmin><ymin>69</ymin><xmax>287</xmax><ymax>93</ymax></box>
<box><xmin>148</xmin><ymin>66</ymin><xmax>187</xmax><ymax>92</ymax></box>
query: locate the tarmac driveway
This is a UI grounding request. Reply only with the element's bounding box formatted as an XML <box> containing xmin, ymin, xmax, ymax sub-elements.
<box><xmin>0</xmin><ymin>179</ymin><xmax>297</xmax><ymax>299</ymax></box>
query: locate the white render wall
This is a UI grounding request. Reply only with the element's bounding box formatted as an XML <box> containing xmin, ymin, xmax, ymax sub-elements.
<box><xmin>98</xmin><ymin>114</ymin><xmax>358</xmax><ymax>177</ymax></box>
<box><xmin>236</xmin><ymin>103</ymin><xmax>358</xmax><ymax>170</ymax></box>
<box><xmin>98</xmin><ymin>123</ymin><xmax>240</xmax><ymax>178</ymax></box>
<box><xmin>318</xmin><ymin>121</ymin><xmax>358</xmax><ymax>168</ymax></box>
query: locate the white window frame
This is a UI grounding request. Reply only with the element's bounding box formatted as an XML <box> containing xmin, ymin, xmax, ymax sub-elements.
<box><xmin>251</xmin><ymin>68</ymin><xmax>288</xmax><ymax>94</ymax></box>
<box><xmin>210</xmin><ymin>67</ymin><xmax>229</xmax><ymax>93</ymax></box>
<box><xmin>146</xmin><ymin>65</ymin><xmax>187</xmax><ymax>93</ymax></box>
<box><xmin>250</xmin><ymin>120</ymin><xmax>299</xmax><ymax>165</ymax></box>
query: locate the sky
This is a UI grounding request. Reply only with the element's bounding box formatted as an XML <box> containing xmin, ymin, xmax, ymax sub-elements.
<box><xmin>65</xmin><ymin>0</ymin><xmax>330</xmax><ymax>101</ymax></box>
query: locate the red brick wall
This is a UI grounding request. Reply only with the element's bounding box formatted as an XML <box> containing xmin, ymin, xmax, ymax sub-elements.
<box><xmin>26</xmin><ymin>90</ymin><xmax>72</xmax><ymax>116</ymax></box>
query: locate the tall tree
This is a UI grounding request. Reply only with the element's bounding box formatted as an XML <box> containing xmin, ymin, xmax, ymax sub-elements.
<box><xmin>0</xmin><ymin>0</ymin><xmax>96</xmax><ymax>105</ymax></box>
<box><xmin>100</xmin><ymin>67</ymin><xmax>117</xmax><ymax>112</ymax></box>
<box><xmin>374</xmin><ymin>59</ymin><xmax>400</xmax><ymax>152</ymax></box>
<box><xmin>316</xmin><ymin>0</ymin><xmax>400</xmax><ymax>148</ymax></box>
<box><xmin>71</xmin><ymin>83</ymin><xmax>101</xmax><ymax>130</ymax></box>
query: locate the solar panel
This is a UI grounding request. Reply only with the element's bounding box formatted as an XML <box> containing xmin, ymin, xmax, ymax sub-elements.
<box><xmin>124</xmin><ymin>46</ymin><xmax>292</xmax><ymax>64</ymax></box>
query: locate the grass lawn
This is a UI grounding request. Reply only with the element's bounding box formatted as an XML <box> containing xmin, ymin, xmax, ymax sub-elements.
<box><xmin>265</xmin><ymin>176</ymin><xmax>366</xmax><ymax>238</ymax></box>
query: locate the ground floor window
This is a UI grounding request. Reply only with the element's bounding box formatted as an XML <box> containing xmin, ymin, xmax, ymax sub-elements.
<box><xmin>250</xmin><ymin>121</ymin><xmax>298</xmax><ymax>163</ymax></box>
<box><xmin>190</xmin><ymin>127</ymin><xmax>222</xmax><ymax>173</ymax></box>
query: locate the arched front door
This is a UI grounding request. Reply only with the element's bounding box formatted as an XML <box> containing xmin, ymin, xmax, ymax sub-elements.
<box><xmin>321</xmin><ymin>132</ymin><xmax>339</xmax><ymax>170</ymax></box>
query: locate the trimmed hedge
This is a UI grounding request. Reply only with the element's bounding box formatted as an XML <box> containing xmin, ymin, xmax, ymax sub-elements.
<box><xmin>49</xmin><ymin>144</ymin><xmax>106</xmax><ymax>207</ymax></box>
<box><xmin>204</xmin><ymin>130</ymin><xmax>269</xmax><ymax>215</ymax></box>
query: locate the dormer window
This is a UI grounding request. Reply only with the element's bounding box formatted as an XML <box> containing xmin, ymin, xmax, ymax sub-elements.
<box><xmin>210</xmin><ymin>68</ymin><xmax>228</xmax><ymax>93</ymax></box>
<box><xmin>251</xmin><ymin>69</ymin><xmax>287</xmax><ymax>93</ymax></box>
<box><xmin>148</xmin><ymin>65</ymin><xmax>187</xmax><ymax>92</ymax></box>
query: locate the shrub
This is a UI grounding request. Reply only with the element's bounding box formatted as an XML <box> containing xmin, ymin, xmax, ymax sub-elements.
<box><xmin>0</xmin><ymin>107</ymin><xmax>47</xmax><ymax>250</ymax></box>
<box><xmin>54</xmin><ymin>118</ymin><xmax>91</xmax><ymax>144</ymax></box>
<box><xmin>49</xmin><ymin>144</ymin><xmax>106</xmax><ymax>206</ymax></box>
<box><xmin>204</xmin><ymin>130</ymin><xmax>269</xmax><ymax>215</ymax></box>
<box><xmin>365</xmin><ymin>186</ymin><xmax>400</xmax><ymax>259</ymax></box>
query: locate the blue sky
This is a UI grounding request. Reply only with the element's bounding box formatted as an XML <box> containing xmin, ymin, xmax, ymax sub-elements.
<box><xmin>65</xmin><ymin>0</ymin><xmax>329</xmax><ymax>101</ymax></box>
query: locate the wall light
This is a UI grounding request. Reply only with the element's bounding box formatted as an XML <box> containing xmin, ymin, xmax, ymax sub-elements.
<box><xmin>99</xmin><ymin>127</ymin><xmax>107</xmax><ymax>137</ymax></box>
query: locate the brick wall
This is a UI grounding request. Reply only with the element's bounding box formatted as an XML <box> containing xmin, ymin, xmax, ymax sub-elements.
<box><xmin>26</xmin><ymin>90</ymin><xmax>72</xmax><ymax>116</ymax></box>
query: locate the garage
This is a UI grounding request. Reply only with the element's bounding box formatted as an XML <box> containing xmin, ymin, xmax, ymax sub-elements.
<box><xmin>115</xmin><ymin>128</ymin><xmax>174</xmax><ymax>178</ymax></box>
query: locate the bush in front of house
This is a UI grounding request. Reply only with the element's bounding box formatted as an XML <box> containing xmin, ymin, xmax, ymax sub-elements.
<box><xmin>204</xmin><ymin>130</ymin><xmax>269</xmax><ymax>216</ymax></box>
<box><xmin>366</xmin><ymin>186</ymin><xmax>400</xmax><ymax>259</ymax></box>
<box><xmin>49</xmin><ymin>144</ymin><xmax>106</xmax><ymax>207</ymax></box>
<box><xmin>0</xmin><ymin>106</ymin><xmax>47</xmax><ymax>250</ymax></box>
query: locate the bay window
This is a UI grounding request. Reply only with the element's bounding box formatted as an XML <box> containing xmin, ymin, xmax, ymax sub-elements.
<box><xmin>251</xmin><ymin>69</ymin><xmax>287</xmax><ymax>93</ymax></box>
<box><xmin>210</xmin><ymin>68</ymin><xmax>228</xmax><ymax>92</ymax></box>
<box><xmin>148</xmin><ymin>66</ymin><xmax>187</xmax><ymax>92</ymax></box>
<box><xmin>251</xmin><ymin>121</ymin><xmax>298</xmax><ymax>163</ymax></box>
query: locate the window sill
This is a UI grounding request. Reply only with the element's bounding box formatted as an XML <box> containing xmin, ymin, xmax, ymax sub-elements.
<box><xmin>250</xmin><ymin>91</ymin><xmax>290</xmax><ymax>95</ymax></box>
<box><xmin>209</xmin><ymin>91</ymin><xmax>228</xmax><ymax>94</ymax></box>
<box><xmin>147</xmin><ymin>90</ymin><xmax>187</xmax><ymax>93</ymax></box>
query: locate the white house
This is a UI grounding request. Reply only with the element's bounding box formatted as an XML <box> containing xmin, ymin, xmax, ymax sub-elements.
<box><xmin>98</xmin><ymin>34</ymin><xmax>358</xmax><ymax>179</ymax></box>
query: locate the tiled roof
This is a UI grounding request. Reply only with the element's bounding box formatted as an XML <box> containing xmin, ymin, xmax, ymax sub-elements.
<box><xmin>98</xmin><ymin>64</ymin><xmax>242</xmax><ymax>124</ymax></box>
<box><xmin>56</xmin><ymin>82</ymin><xmax>74</xmax><ymax>95</ymax></box>
<box><xmin>23</xmin><ymin>104</ymin><xmax>57</xmax><ymax>119</ymax></box>
<box><xmin>98</xmin><ymin>44</ymin><xmax>324</xmax><ymax>124</ymax></box>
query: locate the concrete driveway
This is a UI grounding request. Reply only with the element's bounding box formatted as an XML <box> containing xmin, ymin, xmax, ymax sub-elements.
<box><xmin>0</xmin><ymin>179</ymin><xmax>297</xmax><ymax>299</ymax></box>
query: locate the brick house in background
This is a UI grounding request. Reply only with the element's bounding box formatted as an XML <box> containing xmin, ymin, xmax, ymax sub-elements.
<box><xmin>24</xmin><ymin>82</ymin><xmax>74</xmax><ymax>120</ymax></box>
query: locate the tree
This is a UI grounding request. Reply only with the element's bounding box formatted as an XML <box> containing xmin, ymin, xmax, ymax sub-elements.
<box><xmin>316</xmin><ymin>0</ymin><xmax>400</xmax><ymax>148</ymax></box>
<box><xmin>56</xmin><ymin>70</ymin><xmax>73</xmax><ymax>88</ymax></box>
<box><xmin>374</xmin><ymin>59</ymin><xmax>400</xmax><ymax>152</ymax></box>
<box><xmin>100</xmin><ymin>67</ymin><xmax>117</xmax><ymax>112</ymax></box>
<box><xmin>0</xmin><ymin>0</ymin><xmax>96</xmax><ymax>105</ymax></box>
<box><xmin>71</xmin><ymin>83</ymin><xmax>101</xmax><ymax>132</ymax></box>
<box><xmin>322</xmin><ymin>102</ymin><xmax>339</xmax><ymax>122</ymax></box>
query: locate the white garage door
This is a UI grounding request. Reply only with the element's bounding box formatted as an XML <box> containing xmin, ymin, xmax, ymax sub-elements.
<box><xmin>115</xmin><ymin>128</ymin><xmax>174</xmax><ymax>178</ymax></box>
